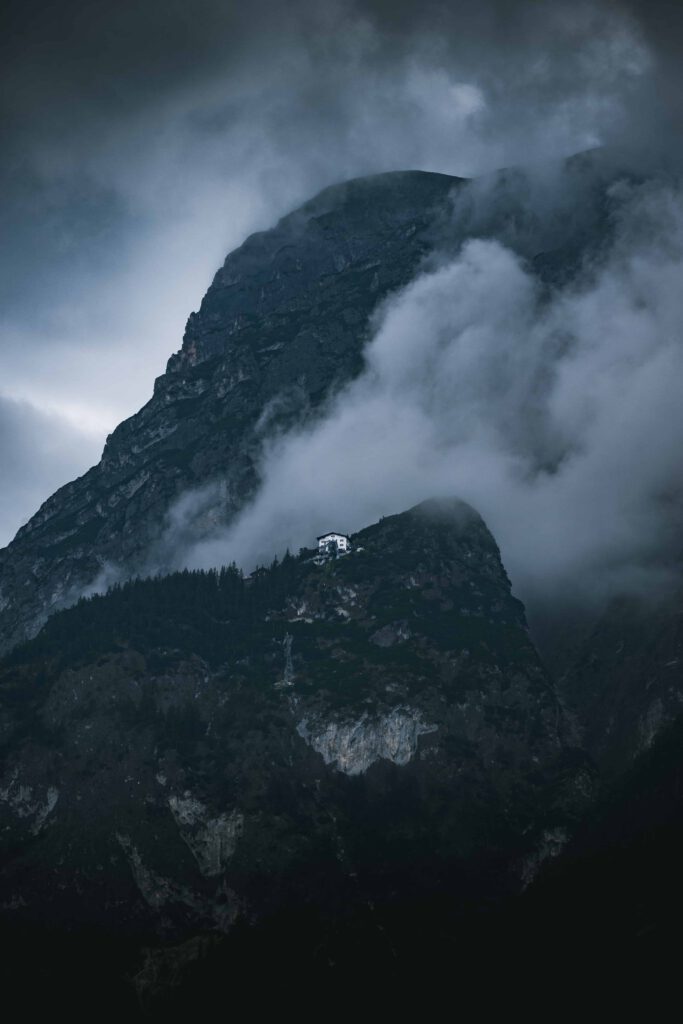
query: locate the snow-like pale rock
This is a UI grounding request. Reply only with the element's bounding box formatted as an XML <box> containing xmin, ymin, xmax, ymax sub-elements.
<box><xmin>297</xmin><ymin>706</ymin><xmax>437</xmax><ymax>775</ymax></box>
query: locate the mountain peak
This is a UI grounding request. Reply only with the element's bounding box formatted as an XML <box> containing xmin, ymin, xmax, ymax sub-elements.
<box><xmin>166</xmin><ymin>167</ymin><xmax>462</xmax><ymax>377</ymax></box>
<box><xmin>0</xmin><ymin>169</ymin><xmax>464</xmax><ymax>654</ymax></box>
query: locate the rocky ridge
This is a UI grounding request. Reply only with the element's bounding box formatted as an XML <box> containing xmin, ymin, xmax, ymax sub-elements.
<box><xmin>0</xmin><ymin>153</ymin><xmax>629</xmax><ymax>656</ymax></box>
<box><xmin>0</xmin><ymin>171</ymin><xmax>462</xmax><ymax>654</ymax></box>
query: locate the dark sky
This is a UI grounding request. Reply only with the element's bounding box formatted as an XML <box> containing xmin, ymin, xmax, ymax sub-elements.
<box><xmin>0</xmin><ymin>0</ymin><xmax>681</xmax><ymax>546</ymax></box>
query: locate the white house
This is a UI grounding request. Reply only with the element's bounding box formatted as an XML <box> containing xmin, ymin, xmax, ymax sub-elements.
<box><xmin>317</xmin><ymin>532</ymin><xmax>351</xmax><ymax>557</ymax></box>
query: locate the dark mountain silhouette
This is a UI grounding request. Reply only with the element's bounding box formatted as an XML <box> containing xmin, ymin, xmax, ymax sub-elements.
<box><xmin>1</xmin><ymin>158</ymin><xmax>682</xmax><ymax>1010</ymax></box>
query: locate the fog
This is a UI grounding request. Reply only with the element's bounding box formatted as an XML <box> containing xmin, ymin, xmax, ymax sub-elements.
<box><xmin>0</xmin><ymin>0</ymin><xmax>665</xmax><ymax>544</ymax></box>
<box><xmin>4</xmin><ymin>0</ymin><xmax>683</xmax><ymax>634</ymax></box>
<box><xmin>177</xmin><ymin>170</ymin><xmax>683</xmax><ymax>623</ymax></box>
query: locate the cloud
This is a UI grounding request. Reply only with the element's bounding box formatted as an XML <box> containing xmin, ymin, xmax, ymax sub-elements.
<box><xmin>0</xmin><ymin>0</ymin><xmax>680</xmax><ymax>547</ymax></box>
<box><xmin>176</xmin><ymin>171</ymin><xmax>683</xmax><ymax>628</ymax></box>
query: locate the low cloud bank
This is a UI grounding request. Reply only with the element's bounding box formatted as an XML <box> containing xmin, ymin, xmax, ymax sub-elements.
<box><xmin>0</xmin><ymin>0</ymin><xmax>658</xmax><ymax>543</ymax></box>
<box><xmin>175</xmin><ymin>172</ymin><xmax>683</xmax><ymax>621</ymax></box>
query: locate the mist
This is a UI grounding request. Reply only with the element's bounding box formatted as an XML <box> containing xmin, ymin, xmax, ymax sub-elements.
<box><xmin>174</xmin><ymin>169</ymin><xmax>683</xmax><ymax>625</ymax></box>
<box><xmin>4</xmin><ymin>0</ymin><xmax>683</xmax><ymax>628</ymax></box>
<box><xmin>0</xmin><ymin>0</ymin><xmax>665</xmax><ymax>545</ymax></box>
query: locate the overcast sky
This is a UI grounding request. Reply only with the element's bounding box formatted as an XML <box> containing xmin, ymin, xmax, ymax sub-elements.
<box><xmin>1</xmin><ymin>0</ymin><xmax>682</xmax><ymax>547</ymax></box>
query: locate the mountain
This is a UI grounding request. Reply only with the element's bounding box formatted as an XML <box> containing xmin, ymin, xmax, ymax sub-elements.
<box><xmin>0</xmin><ymin>498</ymin><xmax>589</xmax><ymax>1006</ymax></box>
<box><xmin>0</xmin><ymin>171</ymin><xmax>462</xmax><ymax>655</ymax></box>
<box><xmin>2</xmin><ymin>155</ymin><xmax>681</xmax><ymax>1008</ymax></box>
<box><xmin>0</xmin><ymin>153</ymin><xmax>626</xmax><ymax>657</ymax></box>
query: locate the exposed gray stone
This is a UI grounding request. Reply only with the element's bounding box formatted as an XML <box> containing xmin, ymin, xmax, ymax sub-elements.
<box><xmin>297</xmin><ymin>707</ymin><xmax>437</xmax><ymax>775</ymax></box>
<box><xmin>168</xmin><ymin>794</ymin><xmax>244</xmax><ymax>877</ymax></box>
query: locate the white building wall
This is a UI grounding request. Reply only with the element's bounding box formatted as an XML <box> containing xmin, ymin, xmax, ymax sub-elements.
<box><xmin>318</xmin><ymin>533</ymin><xmax>350</xmax><ymax>553</ymax></box>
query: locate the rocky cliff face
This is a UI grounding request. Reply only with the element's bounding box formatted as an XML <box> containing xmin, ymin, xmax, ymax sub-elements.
<box><xmin>0</xmin><ymin>171</ymin><xmax>462</xmax><ymax>655</ymax></box>
<box><xmin>0</xmin><ymin>498</ymin><xmax>589</xmax><ymax>972</ymax></box>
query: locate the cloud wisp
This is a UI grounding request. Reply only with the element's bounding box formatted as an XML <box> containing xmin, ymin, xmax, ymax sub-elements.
<box><xmin>0</xmin><ymin>0</ymin><xmax>659</xmax><ymax>543</ymax></box>
<box><xmin>173</xmin><ymin>171</ymin><xmax>683</xmax><ymax>625</ymax></box>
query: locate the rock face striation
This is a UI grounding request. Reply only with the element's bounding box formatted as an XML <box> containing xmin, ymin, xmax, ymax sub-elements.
<box><xmin>0</xmin><ymin>498</ymin><xmax>589</xmax><ymax>953</ymax></box>
<box><xmin>0</xmin><ymin>171</ymin><xmax>462</xmax><ymax>654</ymax></box>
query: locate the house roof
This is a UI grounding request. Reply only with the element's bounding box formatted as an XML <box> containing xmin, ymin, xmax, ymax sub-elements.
<box><xmin>317</xmin><ymin>532</ymin><xmax>349</xmax><ymax>540</ymax></box>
